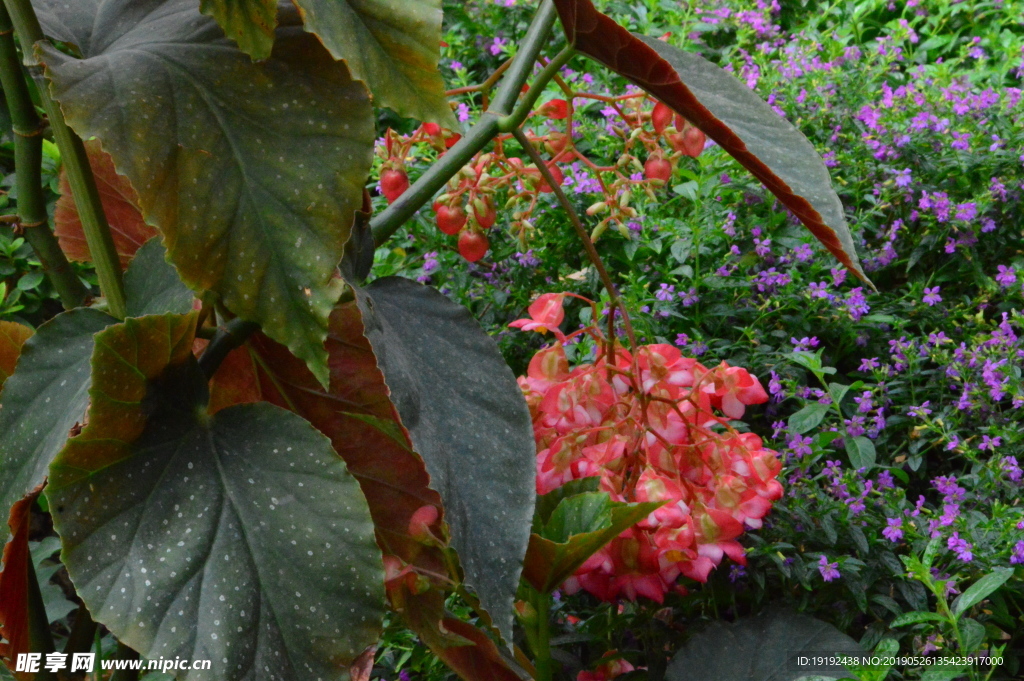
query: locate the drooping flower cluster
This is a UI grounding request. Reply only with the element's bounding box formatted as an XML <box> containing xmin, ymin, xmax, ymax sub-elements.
<box><xmin>513</xmin><ymin>294</ymin><xmax>783</xmax><ymax>602</ymax></box>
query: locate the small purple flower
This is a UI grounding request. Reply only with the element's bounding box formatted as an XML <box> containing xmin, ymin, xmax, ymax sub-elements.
<box><xmin>947</xmin><ymin>532</ymin><xmax>973</xmax><ymax>562</ymax></box>
<box><xmin>907</xmin><ymin>402</ymin><xmax>932</xmax><ymax>419</ymax></box>
<box><xmin>894</xmin><ymin>168</ymin><xmax>912</xmax><ymax>187</ymax></box>
<box><xmin>793</xmin><ymin>243</ymin><xmax>813</xmax><ymax>262</ymax></box>
<box><xmin>674</xmin><ymin>333</ymin><xmax>690</xmax><ymax>348</ymax></box>
<box><xmin>678</xmin><ymin>287</ymin><xmax>699</xmax><ymax>307</ymax></box>
<box><xmin>787</xmin><ymin>434</ymin><xmax>813</xmax><ymax>458</ymax></box>
<box><xmin>979</xmin><ymin>435</ymin><xmax>1002</xmax><ymax>451</ymax></box>
<box><xmin>1001</xmin><ymin>456</ymin><xmax>1022</xmax><ymax>482</ymax></box>
<box><xmin>1011</xmin><ymin>540</ymin><xmax>1024</xmax><ymax>565</ymax></box>
<box><xmin>858</xmin><ymin>357</ymin><xmax>880</xmax><ymax>372</ymax></box>
<box><xmin>655</xmin><ymin>283</ymin><xmax>676</xmax><ymax>302</ymax></box>
<box><xmin>818</xmin><ymin>555</ymin><xmax>840</xmax><ymax>582</ymax></box>
<box><xmin>488</xmin><ymin>37</ymin><xmax>507</xmax><ymax>56</ymax></box>
<box><xmin>790</xmin><ymin>336</ymin><xmax>820</xmax><ymax>352</ymax></box>
<box><xmin>883</xmin><ymin>518</ymin><xmax>904</xmax><ymax>542</ymax></box>
<box><xmin>808</xmin><ymin>281</ymin><xmax>830</xmax><ymax>299</ymax></box>
<box><xmin>996</xmin><ymin>265</ymin><xmax>1017</xmax><ymax>288</ymax></box>
<box><xmin>922</xmin><ymin>286</ymin><xmax>942</xmax><ymax>306</ymax></box>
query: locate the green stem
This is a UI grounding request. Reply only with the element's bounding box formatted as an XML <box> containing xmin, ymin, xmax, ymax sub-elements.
<box><xmin>532</xmin><ymin>590</ymin><xmax>553</xmax><ymax>681</ymax></box>
<box><xmin>0</xmin><ymin>3</ymin><xmax>86</xmax><ymax>308</ymax></box>
<box><xmin>198</xmin><ymin>317</ymin><xmax>260</xmax><ymax>379</ymax></box>
<box><xmin>63</xmin><ymin>603</ymin><xmax>98</xmax><ymax>655</ymax></box>
<box><xmin>2</xmin><ymin>0</ymin><xmax>126</xmax><ymax>318</ymax></box>
<box><xmin>26</xmin><ymin>558</ymin><xmax>58</xmax><ymax>681</ymax></box>
<box><xmin>511</xmin><ymin>127</ymin><xmax>639</xmax><ymax>351</ymax></box>
<box><xmin>108</xmin><ymin>641</ymin><xmax>140</xmax><ymax>681</ymax></box>
<box><xmin>496</xmin><ymin>46</ymin><xmax>575</xmax><ymax>133</ymax></box>
<box><xmin>369</xmin><ymin>0</ymin><xmax>560</xmax><ymax>246</ymax></box>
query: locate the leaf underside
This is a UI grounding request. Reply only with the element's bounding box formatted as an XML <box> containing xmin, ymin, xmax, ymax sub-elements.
<box><xmin>0</xmin><ymin>309</ymin><xmax>115</xmax><ymax>535</ymax></box>
<box><xmin>207</xmin><ymin>303</ymin><xmax>526</xmax><ymax>678</ymax></box>
<box><xmin>551</xmin><ymin>0</ymin><xmax>869</xmax><ymax>285</ymax></box>
<box><xmin>348</xmin><ymin>276</ymin><xmax>536</xmax><ymax>644</ymax></box>
<box><xmin>0</xmin><ymin>322</ymin><xmax>33</xmax><ymax>391</ymax></box>
<box><xmin>53</xmin><ymin>140</ymin><xmax>158</xmax><ymax>269</ymax></box>
<box><xmin>34</xmin><ymin>0</ymin><xmax>376</xmax><ymax>386</ymax></box>
<box><xmin>48</xmin><ymin>313</ymin><xmax>384</xmax><ymax>681</ymax></box>
<box><xmin>0</xmin><ymin>487</ymin><xmax>43</xmax><ymax>679</ymax></box>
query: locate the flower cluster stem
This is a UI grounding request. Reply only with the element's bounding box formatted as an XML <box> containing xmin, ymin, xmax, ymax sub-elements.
<box><xmin>2</xmin><ymin>0</ymin><xmax>126</xmax><ymax>318</ymax></box>
<box><xmin>0</xmin><ymin>2</ymin><xmax>86</xmax><ymax>308</ymax></box>
<box><xmin>370</xmin><ymin>0</ymin><xmax>559</xmax><ymax>246</ymax></box>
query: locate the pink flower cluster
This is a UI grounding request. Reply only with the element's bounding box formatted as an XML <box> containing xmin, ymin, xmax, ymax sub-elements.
<box><xmin>513</xmin><ymin>294</ymin><xmax>784</xmax><ymax>603</ymax></box>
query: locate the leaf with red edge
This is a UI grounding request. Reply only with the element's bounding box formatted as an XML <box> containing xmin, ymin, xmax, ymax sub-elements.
<box><xmin>551</xmin><ymin>0</ymin><xmax>870</xmax><ymax>286</ymax></box>
<box><xmin>208</xmin><ymin>301</ymin><xmax>446</xmax><ymax>572</ymax></box>
<box><xmin>206</xmin><ymin>305</ymin><xmax>529</xmax><ymax>681</ymax></box>
<box><xmin>53</xmin><ymin>140</ymin><xmax>157</xmax><ymax>268</ymax></box>
<box><xmin>0</xmin><ymin>485</ymin><xmax>43</xmax><ymax>679</ymax></box>
<box><xmin>0</xmin><ymin>322</ymin><xmax>33</xmax><ymax>391</ymax></box>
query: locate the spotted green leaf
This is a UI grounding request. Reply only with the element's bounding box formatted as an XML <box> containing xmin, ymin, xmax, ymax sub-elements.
<box><xmin>34</xmin><ymin>0</ymin><xmax>375</xmax><ymax>387</ymax></box>
<box><xmin>348</xmin><ymin>275</ymin><xmax>535</xmax><ymax>644</ymax></box>
<box><xmin>48</xmin><ymin>313</ymin><xmax>384</xmax><ymax>680</ymax></box>
<box><xmin>0</xmin><ymin>309</ymin><xmax>115</xmax><ymax>536</ymax></box>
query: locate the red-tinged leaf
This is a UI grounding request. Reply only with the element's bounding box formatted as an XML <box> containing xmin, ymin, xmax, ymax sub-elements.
<box><xmin>552</xmin><ymin>0</ymin><xmax>870</xmax><ymax>285</ymax></box>
<box><xmin>207</xmin><ymin>302</ymin><xmax>446</xmax><ymax>573</ymax></box>
<box><xmin>349</xmin><ymin>645</ymin><xmax>377</xmax><ymax>681</ymax></box>
<box><xmin>0</xmin><ymin>322</ymin><xmax>33</xmax><ymax>391</ymax></box>
<box><xmin>206</xmin><ymin>306</ymin><xmax>530</xmax><ymax>681</ymax></box>
<box><xmin>53</xmin><ymin>140</ymin><xmax>157</xmax><ymax>268</ymax></box>
<box><xmin>0</xmin><ymin>485</ymin><xmax>43</xmax><ymax>679</ymax></box>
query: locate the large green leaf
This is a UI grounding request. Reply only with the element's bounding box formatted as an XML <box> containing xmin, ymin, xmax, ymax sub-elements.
<box><xmin>551</xmin><ymin>0</ymin><xmax>870</xmax><ymax>285</ymax></box>
<box><xmin>124</xmin><ymin>238</ymin><xmax>195</xmax><ymax>317</ymax></box>
<box><xmin>665</xmin><ymin>609</ymin><xmax>862</xmax><ymax>681</ymax></box>
<box><xmin>33</xmin><ymin>0</ymin><xmax>375</xmax><ymax>386</ymax></box>
<box><xmin>0</xmin><ymin>309</ymin><xmax>115</xmax><ymax>535</ymax></box>
<box><xmin>348</xmin><ymin>276</ymin><xmax>535</xmax><ymax>644</ymax></box>
<box><xmin>197</xmin><ymin>0</ymin><xmax>455</xmax><ymax>126</ymax></box>
<box><xmin>48</xmin><ymin>313</ymin><xmax>384</xmax><ymax>680</ymax></box>
<box><xmin>522</xmin><ymin>492</ymin><xmax>660</xmax><ymax>594</ymax></box>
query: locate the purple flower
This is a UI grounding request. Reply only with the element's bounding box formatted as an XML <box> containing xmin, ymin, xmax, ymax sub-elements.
<box><xmin>876</xmin><ymin>470</ymin><xmax>894</xmax><ymax>489</ymax></box>
<box><xmin>1001</xmin><ymin>456</ymin><xmax>1022</xmax><ymax>483</ymax></box>
<box><xmin>858</xmin><ymin>357</ymin><xmax>880</xmax><ymax>372</ymax></box>
<box><xmin>808</xmin><ymin>281</ymin><xmax>830</xmax><ymax>299</ymax></box>
<box><xmin>933</xmin><ymin>475</ymin><xmax>966</xmax><ymax>501</ymax></box>
<box><xmin>922</xmin><ymin>286</ymin><xmax>942</xmax><ymax>306</ymax></box>
<box><xmin>907</xmin><ymin>402</ymin><xmax>932</xmax><ymax>419</ymax></box>
<box><xmin>894</xmin><ymin>168</ymin><xmax>912</xmax><ymax>187</ymax></box>
<box><xmin>790</xmin><ymin>336</ymin><xmax>820</xmax><ymax>352</ymax></box>
<box><xmin>678</xmin><ymin>287</ymin><xmax>699</xmax><ymax>307</ymax></box>
<box><xmin>787</xmin><ymin>434</ymin><xmax>813</xmax><ymax>458</ymax></box>
<box><xmin>883</xmin><ymin>518</ymin><xmax>904</xmax><ymax>542</ymax></box>
<box><xmin>947</xmin><ymin>532</ymin><xmax>973</xmax><ymax>562</ymax></box>
<box><xmin>844</xmin><ymin>287</ymin><xmax>870</xmax><ymax>321</ymax></box>
<box><xmin>655</xmin><ymin>283</ymin><xmax>675</xmax><ymax>302</ymax></box>
<box><xmin>979</xmin><ymin>435</ymin><xmax>1002</xmax><ymax>451</ymax></box>
<box><xmin>1011</xmin><ymin>540</ymin><xmax>1024</xmax><ymax>565</ymax></box>
<box><xmin>793</xmin><ymin>243</ymin><xmax>813</xmax><ymax>262</ymax></box>
<box><xmin>818</xmin><ymin>555</ymin><xmax>840</xmax><ymax>582</ymax></box>
<box><xmin>674</xmin><ymin>333</ymin><xmax>690</xmax><ymax>348</ymax></box>
<box><xmin>996</xmin><ymin>265</ymin><xmax>1017</xmax><ymax>288</ymax></box>
<box><xmin>488</xmin><ymin>37</ymin><xmax>507</xmax><ymax>56</ymax></box>
<box><xmin>854</xmin><ymin>391</ymin><xmax>875</xmax><ymax>413</ymax></box>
